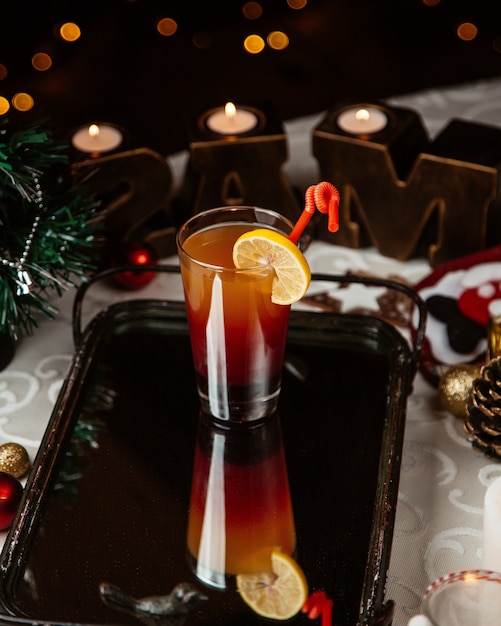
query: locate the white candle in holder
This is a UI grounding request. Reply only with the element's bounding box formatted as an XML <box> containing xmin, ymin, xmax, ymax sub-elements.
<box><xmin>71</xmin><ymin>123</ymin><xmax>123</xmax><ymax>154</ymax></box>
<box><xmin>206</xmin><ymin>102</ymin><xmax>258</xmax><ymax>135</ymax></box>
<box><xmin>337</xmin><ymin>106</ymin><xmax>388</xmax><ymax>135</ymax></box>
<box><xmin>483</xmin><ymin>475</ymin><xmax>501</xmax><ymax>572</ymax></box>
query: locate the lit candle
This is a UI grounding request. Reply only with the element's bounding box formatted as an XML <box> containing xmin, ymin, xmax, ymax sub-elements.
<box><xmin>483</xmin><ymin>475</ymin><xmax>501</xmax><ymax>572</ymax></box>
<box><xmin>205</xmin><ymin>102</ymin><xmax>259</xmax><ymax>135</ymax></box>
<box><xmin>71</xmin><ymin>123</ymin><xmax>123</xmax><ymax>154</ymax></box>
<box><xmin>336</xmin><ymin>106</ymin><xmax>388</xmax><ymax>135</ymax></box>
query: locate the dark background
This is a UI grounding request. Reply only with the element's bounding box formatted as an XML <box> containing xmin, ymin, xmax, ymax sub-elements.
<box><xmin>1</xmin><ymin>0</ymin><xmax>501</xmax><ymax>155</ymax></box>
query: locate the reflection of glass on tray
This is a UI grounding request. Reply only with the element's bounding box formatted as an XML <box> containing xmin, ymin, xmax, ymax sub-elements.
<box><xmin>187</xmin><ymin>411</ymin><xmax>296</xmax><ymax>589</ymax></box>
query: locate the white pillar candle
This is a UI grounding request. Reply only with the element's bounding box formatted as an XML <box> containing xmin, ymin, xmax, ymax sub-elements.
<box><xmin>206</xmin><ymin>102</ymin><xmax>258</xmax><ymax>135</ymax></box>
<box><xmin>337</xmin><ymin>106</ymin><xmax>388</xmax><ymax>135</ymax></box>
<box><xmin>71</xmin><ymin>123</ymin><xmax>123</xmax><ymax>154</ymax></box>
<box><xmin>483</xmin><ymin>475</ymin><xmax>501</xmax><ymax>572</ymax></box>
<box><xmin>408</xmin><ymin>616</ymin><xmax>432</xmax><ymax>626</ymax></box>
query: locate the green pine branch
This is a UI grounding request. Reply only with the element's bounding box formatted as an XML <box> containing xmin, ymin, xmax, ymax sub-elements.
<box><xmin>0</xmin><ymin>118</ymin><xmax>99</xmax><ymax>340</ymax></box>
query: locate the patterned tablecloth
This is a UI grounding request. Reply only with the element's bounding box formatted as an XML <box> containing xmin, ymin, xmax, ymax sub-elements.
<box><xmin>3</xmin><ymin>75</ymin><xmax>501</xmax><ymax>625</ymax></box>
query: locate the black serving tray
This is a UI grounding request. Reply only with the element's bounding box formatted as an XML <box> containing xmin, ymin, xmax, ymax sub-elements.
<box><xmin>0</xmin><ymin>271</ymin><xmax>425</xmax><ymax>626</ymax></box>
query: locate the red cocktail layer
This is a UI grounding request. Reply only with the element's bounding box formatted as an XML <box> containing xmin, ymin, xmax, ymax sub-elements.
<box><xmin>187</xmin><ymin>442</ymin><xmax>296</xmax><ymax>579</ymax></box>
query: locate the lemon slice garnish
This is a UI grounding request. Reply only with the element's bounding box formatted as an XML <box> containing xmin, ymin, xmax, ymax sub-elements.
<box><xmin>232</xmin><ymin>229</ymin><xmax>311</xmax><ymax>305</ymax></box>
<box><xmin>236</xmin><ymin>551</ymin><xmax>308</xmax><ymax>620</ymax></box>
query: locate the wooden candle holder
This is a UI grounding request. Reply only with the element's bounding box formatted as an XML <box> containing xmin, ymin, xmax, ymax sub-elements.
<box><xmin>313</xmin><ymin>101</ymin><xmax>501</xmax><ymax>267</ymax></box>
<box><xmin>72</xmin><ymin>148</ymin><xmax>176</xmax><ymax>260</ymax></box>
<box><xmin>172</xmin><ymin>103</ymin><xmax>301</xmax><ymax>226</ymax></box>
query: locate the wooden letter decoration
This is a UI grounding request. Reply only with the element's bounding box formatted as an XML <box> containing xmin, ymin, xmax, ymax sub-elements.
<box><xmin>313</xmin><ymin>103</ymin><xmax>501</xmax><ymax>267</ymax></box>
<box><xmin>172</xmin><ymin>103</ymin><xmax>301</xmax><ymax>226</ymax></box>
<box><xmin>72</xmin><ymin>148</ymin><xmax>176</xmax><ymax>258</ymax></box>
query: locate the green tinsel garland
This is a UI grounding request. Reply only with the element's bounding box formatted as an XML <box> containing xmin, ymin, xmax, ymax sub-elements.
<box><xmin>0</xmin><ymin>118</ymin><xmax>99</xmax><ymax>339</ymax></box>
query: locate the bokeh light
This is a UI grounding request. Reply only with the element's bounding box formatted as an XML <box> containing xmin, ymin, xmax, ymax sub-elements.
<box><xmin>12</xmin><ymin>92</ymin><xmax>34</xmax><ymax>112</ymax></box>
<box><xmin>0</xmin><ymin>64</ymin><xmax>7</xmax><ymax>81</ymax></box>
<box><xmin>32</xmin><ymin>52</ymin><xmax>53</xmax><ymax>71</ymax></box>
<box><xmin>244</xmin><ymin>34</ymin><xmax>265</xmax><ymax>54</ymax></box>
<box><xmin>267</xmin><ymin>31</ymin><xmax>289</xmax><ymax>50</ymax></box>
<box><xmin>242</xmin><ymin>2</ymin><xmax>263</xmax><ymax>20</ymax></box>
<box><xmin>157</xmin><ymin>17</ymin><xmax>177</xmax><ymax>36</ymax></box>
<box><xmin>457</xmin><ymin>22</ymin><xmax>478</xmax><ymax>41</ymax></box>
<box><xmin>287</xmin><ymin>0</ymin><xmax>307</xmax><ymax>8</ymax></box>
<box><xmin>59</xmin><ymin>22</ymin><xmax>81</xmax><ymax>42</ymax></box>
<box><xmin>0</xmin><ymin>97</ymin><xmax>10</xmax><ymax>115</ymax></box>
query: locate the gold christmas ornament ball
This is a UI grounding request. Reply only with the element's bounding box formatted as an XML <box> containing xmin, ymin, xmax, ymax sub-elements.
<box><xmin>438</xmin><ymin>364</ymin><xmax>482</xmax><ymax>419</ymax></box>
<box><xmin>0</xmin><ymin>443</ymin><xmax>30</xmax><ymax>479</ymax></box>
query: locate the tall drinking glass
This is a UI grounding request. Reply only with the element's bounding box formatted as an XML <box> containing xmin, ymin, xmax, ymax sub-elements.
<box><xmin>176</xmin><ymin>206</ymin><xmax>294</xmax><ymax>422</ymax></box>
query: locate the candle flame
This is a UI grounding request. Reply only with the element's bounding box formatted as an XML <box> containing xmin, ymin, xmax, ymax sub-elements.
<box><xmin>224</xmin><ymin>102</ymin><xmax>237</xmax><ymax>120</ymax></box>
<box><xmin>355</xmin><ymin>108</ymin><xmax>370</xmax><ymax>122</ymax></box>
<box><xmin>463</xmin><ymin>573</ymin><xmax>477</xmax><ymax>583</ymax></box>
<box><xmin>88</xmin><ymin>124</ymin><xmax>100</xmax><ymax>138</ymax></box>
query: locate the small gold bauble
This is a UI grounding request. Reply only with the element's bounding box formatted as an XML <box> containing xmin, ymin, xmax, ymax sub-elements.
<box><xmin>438</xmin><ymin>363</ymin><xmax>482</xmax><ymax>419</ymax></box>
<box><xmin>0</xmin><ymin>443</ymin><xmax>30</xmax><ymax>479</ymax></box>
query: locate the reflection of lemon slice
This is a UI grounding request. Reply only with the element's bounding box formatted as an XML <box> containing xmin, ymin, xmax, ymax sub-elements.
<box><xmin>236</xmin><ymin>551</ymin><xmax>308</xmax><ymax>620</ymax></box>
<box><xmin>232</xmin><ymin>229</ymin><xmax>311</xmax><ymax>305</ymax></box>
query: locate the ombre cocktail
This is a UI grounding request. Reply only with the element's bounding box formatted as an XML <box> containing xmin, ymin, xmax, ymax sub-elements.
<box><xmin>176</xmin><ymin>207</ymin><xmax>296</xmax><ymax>422</ymax></box>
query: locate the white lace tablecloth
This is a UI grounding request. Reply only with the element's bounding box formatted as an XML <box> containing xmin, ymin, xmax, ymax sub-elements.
<box><xmin>3</xmin><ymin>76</ymin><xmax>501</xmax><ymax>625</ymax></box>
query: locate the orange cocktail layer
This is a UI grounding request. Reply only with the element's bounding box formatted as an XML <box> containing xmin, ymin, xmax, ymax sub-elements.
<box><xmin>187</xmin><ymin>444</ymin><xmax>296</xmax><ymax>577</ymax></box>
<box><xmin>181</xmin><ymin>223</ymin><xmax>291</xmax><ymax>388</ymax></box>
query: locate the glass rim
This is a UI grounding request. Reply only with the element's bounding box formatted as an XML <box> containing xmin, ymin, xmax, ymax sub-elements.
<box><xmin>424</xmin><ymin>569</ymin><xmax>501</xmax><ymax>597</ymax></box>
<box><xmin>176</xmin><ymin>205</ymin><xmax>295</xmax><ymax>273</ymax></box>
<box><xmin>422</xmin><ymin>569</ymin><xmax>501</xmax><ymax>625</ymax></box>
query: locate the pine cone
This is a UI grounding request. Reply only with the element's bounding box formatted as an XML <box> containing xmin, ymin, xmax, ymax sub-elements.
<box><xmin>465</xmin><ymin>356</ymin><xmax>501</xmax><ymax>459</ymax></box>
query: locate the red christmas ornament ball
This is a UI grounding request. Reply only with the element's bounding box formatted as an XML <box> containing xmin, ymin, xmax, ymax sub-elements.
<box><xmin>0</xmin><ymin>471</ymin><xmax>23</xmax><ymax>530</ymax></box>
<box><xmin>113</xmin><ymin>241</ymin><xmax>158</xmax><ymax>290</ymax></box>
